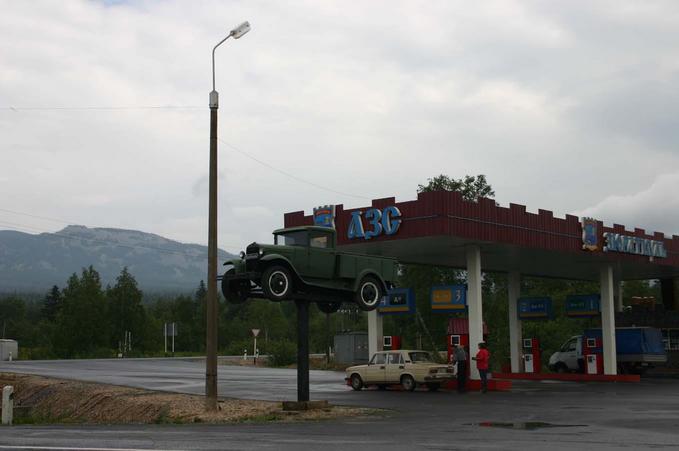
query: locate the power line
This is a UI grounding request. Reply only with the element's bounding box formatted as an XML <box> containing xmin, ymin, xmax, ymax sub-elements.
<box><xmin>0</xmin><ymin>218</ymin><xmax>242</xmax><ymax>255</ymax></box>
<box><xmin>2</xmin><ymin>104</ymin><xmax>373</xmax><ymax>201</ymax></box>
<box><xmin>219</xmin><ymin>138</ymin><xmax>371</xmax><ymax>201</ymax></box>
<box><xmin>0</xmin><ymin>207</ymin><xmax>244</xmax><ymax>251</ymax></box>
<box><xmin>0</xmin><ymin>207</ymin><xmax>72</xmax><ymax>225</ymax></box>
<box><xmin>1</xmin><ymin>106</ymin><xmax>203</xmax><ymax>111</ymax></box>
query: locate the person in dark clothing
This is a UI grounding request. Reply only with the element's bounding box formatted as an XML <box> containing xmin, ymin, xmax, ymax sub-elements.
<box><xmin>453</xmin><ymin>344</ymin><xmax>467</xmax><ymax>393</ymax></box>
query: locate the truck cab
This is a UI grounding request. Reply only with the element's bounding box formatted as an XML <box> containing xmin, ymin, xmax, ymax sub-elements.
<box><xmin>548</xmin><ymin>336</ymin><xmax>583</xmax><ymax>373</ymax></box>
<box><xmin>221</xmin><ymin>225</ymin><xmax>398</xmax><ymax>311</ymax></box>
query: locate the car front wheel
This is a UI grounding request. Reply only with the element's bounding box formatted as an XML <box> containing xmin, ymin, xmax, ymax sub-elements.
<box><xmin>262</xmin><ymin>265</ymin><xmax>293</xmax><ymax>301</ymax></box>
<box><xmin>401</xmin><ymin>374</ymin><xmax>416</xmax><ymax>392</ymax></box>
<box><xmin>354</xmin><ymin>276</ymin><xmax>384</xmax><ymax>311</ymax></box>
<box><xmin>350</xmin><ymin>374</ymin><xmax>363</xmax><ymax>391</ymax></box>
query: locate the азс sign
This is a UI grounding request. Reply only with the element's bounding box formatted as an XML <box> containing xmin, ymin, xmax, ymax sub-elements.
<box><xmin>348</xmin><ymin>206</ymin><xmax>402</xmax><ymax>240</ymax></box>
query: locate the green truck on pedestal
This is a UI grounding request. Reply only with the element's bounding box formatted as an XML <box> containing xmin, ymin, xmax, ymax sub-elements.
<box><xmin>221</xmin><ymin>226</ymin><xmax>398</xmax><ymax>312</ymax></box>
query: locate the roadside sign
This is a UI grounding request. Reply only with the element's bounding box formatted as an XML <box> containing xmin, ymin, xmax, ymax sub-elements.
<box><xmin>165</xmin><ymin>322</ymin><xmax>178</xmax><ymax>336</ymax></box>
<box><xmin>379</xmin><ymin>288</ymin><xmax>415</xmax><ymax>315</ymax></box>
<box><xmin>252</xmin><ymin>329</ymin><xmax>260</xmax><ymax>337</ymax></box>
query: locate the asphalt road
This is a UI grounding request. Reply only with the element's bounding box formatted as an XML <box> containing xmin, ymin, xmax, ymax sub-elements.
<box><xmin>1</xmin><ymin>358</ymin><xmax>679</xmax><ymax>450</ymax></box>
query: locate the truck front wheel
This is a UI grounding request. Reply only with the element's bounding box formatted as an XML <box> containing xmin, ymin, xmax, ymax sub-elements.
<box><xmin>262</xmin><ymin>265</ymin><xmax>293</xmax><ymax>301</ymax></box>
<box><xmin>222</xmin><ymin>267</ymin><xmax>249</xmax><ymax>304</ymax></box>
<box><xmin>354</xmin><ymin>276</ymin><xmax>384</xmax><ymax>311</ymax></box>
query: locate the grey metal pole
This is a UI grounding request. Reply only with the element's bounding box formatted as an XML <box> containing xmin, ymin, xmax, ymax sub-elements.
<box><xmin>205</xmin><ymin>21</ymin><xmax>249</xmax><ymax>413</ymax></box>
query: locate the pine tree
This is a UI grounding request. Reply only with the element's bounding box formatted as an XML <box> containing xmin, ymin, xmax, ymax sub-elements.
<box><xmin>41</xmin><ymin>285</ymin><xmax>61</xmax><ymax>322</ymax></box>
<box><xmin>54</xmin><ymin>266</ymin><xmax>109</xmax><ymax>357</ymax></box>
<box><xmin>107</xmin><ymin>267</ymin><xmax>146</xmax><ymax>354</ymax></box>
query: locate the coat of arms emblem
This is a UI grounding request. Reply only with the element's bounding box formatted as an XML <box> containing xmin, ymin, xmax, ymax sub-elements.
<box><xmin>581</xmin><ymin>217</ymin><xmax>599</xmax><ymax>251</ymax></box>
<box><xmin>313</xmin><ymin>205</ymin><xmax>335</xmax><ymax>228</ymax></box>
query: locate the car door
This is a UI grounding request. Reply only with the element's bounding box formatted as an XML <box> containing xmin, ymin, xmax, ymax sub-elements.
<box><xmin>306</xmin><ymin>230</ymin><xmax>336</xmax><ymax>280</ymax></box>
<box><xmin>385</xmin><ymin>352</ymin><xmax>405</xmax><ymax>383</ymax></box>
<box><xmin>365</xmin><ymin>352</ymin><xmax>386</xmax><ymax>384</ymax></box>
<box><xmin>562</xmin><ymin>337</ymin><xmax>579</xmax><ymax>370</ymax></box>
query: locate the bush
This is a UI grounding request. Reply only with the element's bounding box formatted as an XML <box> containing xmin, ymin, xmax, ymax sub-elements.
<box><xmin>267</xmin><ymin>340</ymin><xmax>296</xmax><ymax>367</ymax></box>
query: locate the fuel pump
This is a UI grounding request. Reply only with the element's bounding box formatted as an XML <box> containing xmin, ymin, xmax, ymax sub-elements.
<box><xmin>447</xmin><ymin>334</ymin><xmax>468</xmax><ymax>363</ymax></box>
<box><xmin>583</xmin><ymin>337</ymin><xmax>603</xmax><ymax>375</ymax></box>
<box><xmin>522</xmin><ymin>338</ymin><xmax>541</xmax><ymax>373</ymax></box>
<box><xmin>383</xmin><ymin>335</ymin><xmax>402</xmax><ymax>350</ymax></box>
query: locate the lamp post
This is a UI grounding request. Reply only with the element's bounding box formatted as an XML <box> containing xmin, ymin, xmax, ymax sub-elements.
<box><xmin>206</xmin><ymin>21</ymin><xmax>251</xmax><ymax>412</ymax></box>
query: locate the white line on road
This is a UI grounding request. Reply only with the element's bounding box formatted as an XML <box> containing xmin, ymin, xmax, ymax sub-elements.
<box><xmin>0</xmin><ymin>446</ymin><xmax>186</xmax><ymax>451</ymax></box>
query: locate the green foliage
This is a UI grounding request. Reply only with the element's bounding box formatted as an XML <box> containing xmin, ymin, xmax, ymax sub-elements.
<box><xmin>41</xmin><ymin>285</ymin><xmax>61</xmax><ymax>322</ymax></box>
<box><xmin>417</xmin><ymin>174</ymin><xmax>495</xmax><ymax>201</ymax></box>
<box><xmin>267</xmin><ymin>339</ymin><xmax>296</xmax><ymax>367</ymax></box>
<box><xmin>107</xmin><ymin>267</ymin><xmax>147</xmax><ymax>353</ymax></box>
<box><xmin>53</xmin><ymin>266</ymin><xmax>109</xmax><ymax>358</ymax></box>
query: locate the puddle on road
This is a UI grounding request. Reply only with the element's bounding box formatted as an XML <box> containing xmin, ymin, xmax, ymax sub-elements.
<box><xmin>467</xmin><ymin>421</ymin><xmax>586</xmax><ymax>430</ymax></box>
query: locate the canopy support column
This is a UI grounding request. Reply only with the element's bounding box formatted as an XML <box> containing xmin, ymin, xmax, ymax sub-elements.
<box><xmin>508</xmin><ymin>271</ymin><xmax>523</xmax><ymax>373</ymax></box>
<box><xmin>466</xmin><ymin>245</ymin><xmax>483</xmax><ymax>380</ymax></box>
<box><xmin>368</xmin><ymin>309</ymin><xmax>383</xmax><ymax>358</ymax></box>
<box><xmin>601</xmin><ymin>264</ymin><xmax>618</xmax><ymax>375</ymax></box>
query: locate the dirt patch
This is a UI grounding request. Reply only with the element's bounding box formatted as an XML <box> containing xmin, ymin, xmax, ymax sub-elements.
<box><xmin>0</xmin><ymin>373</ymin><xmax>382</xmax><ymax>425</ymax></box>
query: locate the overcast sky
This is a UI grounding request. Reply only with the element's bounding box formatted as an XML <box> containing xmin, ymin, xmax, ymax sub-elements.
<box><xmin>2</xmin><ymin>0</ymin><xmax>679</xmax><ymax>252</ymax></box>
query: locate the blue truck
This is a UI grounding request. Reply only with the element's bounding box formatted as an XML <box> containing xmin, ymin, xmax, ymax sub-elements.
<box><xmin>548</xmin><ymin>327</ymin><xmax>667</xmax><ymax>374</ymax></box>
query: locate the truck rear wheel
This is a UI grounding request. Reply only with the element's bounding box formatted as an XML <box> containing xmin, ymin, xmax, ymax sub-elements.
<box><xmin>262</xmin><ymin>265</ymin><xmax>293</xmax><ymax>301</ymax></box>
<box><xmin>354</xmin><ymin>276</ymin><xmax>384</xmax><ymax>311</ymax></box>
<box><xmin>317</xmin><ymin>302</ymin><xmax>341</xmax><ymax>314</ymax></box>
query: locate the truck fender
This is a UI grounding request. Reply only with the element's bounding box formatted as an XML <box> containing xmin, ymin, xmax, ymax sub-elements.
<box><xmin>223</xmin><ymin>258</ymin><xmax>244</xmax><ymax>269</ymax></box>
<box><xmin>353</xmin><ymin>270</ymin><xmax>388</xmax><ymax>294</ymax></box>
<box><xmin>259</xmin><ymin>254</ymin><xmax>303</xmax><ymax>282</ymax></box>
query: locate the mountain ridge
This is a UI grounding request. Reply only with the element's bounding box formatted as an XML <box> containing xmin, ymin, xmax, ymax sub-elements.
<box><xmin>0</xmin><ymin>225</ymin><xmax>236</xmax><ymax>293</ymax></box>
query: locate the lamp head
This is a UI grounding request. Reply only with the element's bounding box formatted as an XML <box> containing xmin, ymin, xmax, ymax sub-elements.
<box><xmin>230</xmin><ymin>21</ymin><xmax>251</xmax><ymax>39</ymax></box>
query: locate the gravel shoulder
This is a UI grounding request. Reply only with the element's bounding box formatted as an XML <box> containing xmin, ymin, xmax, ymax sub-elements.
<box><xmin>0</xmin><ymin>372</ymin><xmax>383</xmax><ymax>425</ymax></box>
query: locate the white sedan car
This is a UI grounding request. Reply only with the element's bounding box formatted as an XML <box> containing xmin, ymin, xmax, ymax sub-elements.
<box><xmin>345</xmin><ymin>350</ymin><xmax>454</xmax><ymax>392</ymax></box>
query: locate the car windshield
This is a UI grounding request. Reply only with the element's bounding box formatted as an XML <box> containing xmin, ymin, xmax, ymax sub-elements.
<box><xmin>275</xmin><ymin>231</ymin><xmax>309</xmax><ymax>247</ymax></box>
<box><xmin>408</xmin><ymin>351</ymin><xmax>434</xmax><ymax>363</ymax></box>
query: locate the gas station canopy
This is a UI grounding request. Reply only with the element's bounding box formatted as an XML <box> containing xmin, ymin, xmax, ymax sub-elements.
<box><xmin>284</xmin><ymin>191</ymin><xmax>679</xmax><ymax>282</ymax></box>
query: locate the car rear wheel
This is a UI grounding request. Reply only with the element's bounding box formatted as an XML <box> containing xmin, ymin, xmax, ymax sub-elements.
<box><xmin>350</xmin><ymin>374</ymin><xmax>363</xmax><ymax>391</ymax></box>
<box><xmin>354</xmin><ymin>276</ymin><xmax>384</xmax><ymax>311</ymax></box>
<box><xmin>401</xmin><ymin>374</ymin><xmax>416</xmax><ymax>392</ymax></box>
<box><xmin>262</xmin><ymin>265</ymin><xmax>293</xmax><ymax>301</ymax></box>
<box><xmin>221</xmin><ymin>267</ymin><xmax>249</xmax><ymax>304</ymax></box>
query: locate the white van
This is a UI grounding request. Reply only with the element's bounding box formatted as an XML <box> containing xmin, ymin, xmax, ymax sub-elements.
<box><xmin>548</xmin><ymin>336</ymin><xmax>583</xmax><ymax>373</ymax></box>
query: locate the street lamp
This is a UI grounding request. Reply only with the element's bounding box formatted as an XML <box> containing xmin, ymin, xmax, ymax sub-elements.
<box><xmin>206</xmin><ymin>20</ymin><xmax>251</xmax><ymax>412</ymax></box>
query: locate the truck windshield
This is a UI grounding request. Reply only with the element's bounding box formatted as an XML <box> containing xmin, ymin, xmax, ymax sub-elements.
<box><xmin>408</xmin><ymin>351</ymin><xmax>434</xmax><ymax>363</ymax></box>
<box><xmin>275</xmin><ymin>231</ymin><xmax>309</xmax><ymax>247</ymax></box>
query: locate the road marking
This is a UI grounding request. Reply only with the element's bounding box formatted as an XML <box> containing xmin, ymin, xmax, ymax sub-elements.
<box><xmin>0</xmin><ymin>446</ymin><xmax>186</xmax><ymax>451</ymax></box>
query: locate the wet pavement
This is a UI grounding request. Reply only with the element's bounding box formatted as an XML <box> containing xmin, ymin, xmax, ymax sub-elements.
<box><xmin>1</xmin><ymin>358</ymin><xmax>679</xmax><ymax>450</ymax></box>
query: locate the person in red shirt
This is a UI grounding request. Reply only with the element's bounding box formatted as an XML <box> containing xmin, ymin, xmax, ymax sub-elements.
<box><xmin>473</xmin><ymin>342</ymin><xmax>490</xmax><ymax>393</ymax></box>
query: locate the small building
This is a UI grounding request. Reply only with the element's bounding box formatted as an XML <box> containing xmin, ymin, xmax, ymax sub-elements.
<box><xmin>0</xmin><ymin>339</ymin><xmax>18</xmax><ymax>361</ymax></box>
<box><xmin>334</xmin><ymin>332</ymin><xmax>369</xmax><ymax>364</ymax></box>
